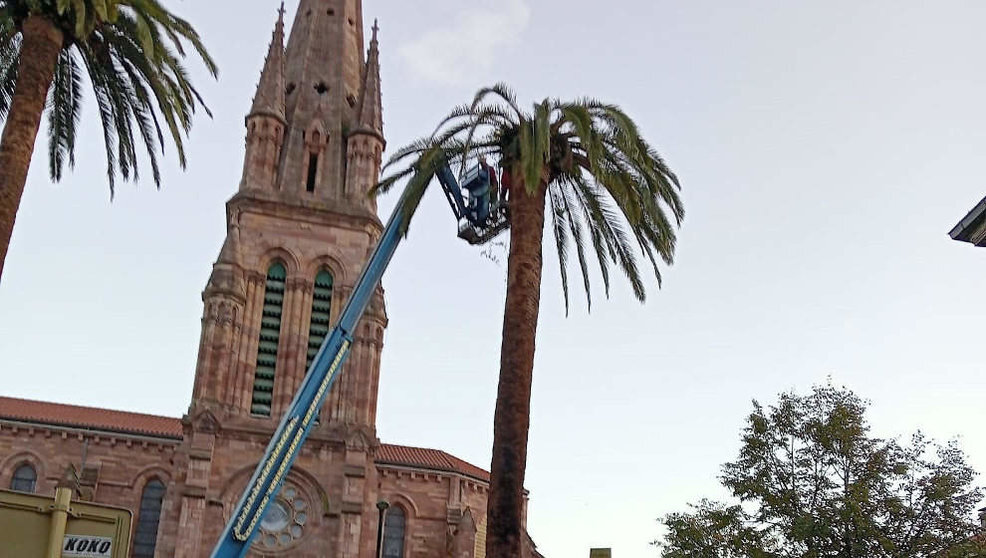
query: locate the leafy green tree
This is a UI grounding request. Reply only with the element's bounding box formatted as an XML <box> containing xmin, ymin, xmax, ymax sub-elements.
<box><xmin>944</xmin><ymin>538</ymin><xmax>986</xmax><ymax>558</ymax></box>
<box><xmin>376</xmin><ymin>84</ymin><xmax>684</xmax><ymax>557</ymax></box>
<box><xmin>655</xmin><ymin>384</ymin><xmax>984</xmax><ymax>558</ymax></box>
<box><xmin>0</xmin><ymin>0</ymin><xmax>216</xmax><ymax>279</ymax></box>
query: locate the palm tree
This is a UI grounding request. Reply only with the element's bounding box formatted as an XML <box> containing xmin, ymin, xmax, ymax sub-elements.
<box><xmin>375</xmin><ymin>84</ymin><xmax>685</xmax><ymax>557</ymax></box>
<box><xmin>0</xmin><ymin>0</ymin><xmax>216</xmax><ymax>280</ymax></box>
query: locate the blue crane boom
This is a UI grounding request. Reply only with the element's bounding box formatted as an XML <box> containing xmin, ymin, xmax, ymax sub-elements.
<box><xmin>210</xmin><ymin>162</ymin><xmax>507</xmax><ymax>558</ymax></box>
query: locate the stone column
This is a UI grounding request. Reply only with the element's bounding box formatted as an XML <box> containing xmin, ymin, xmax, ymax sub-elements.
<box><xmin>174</xmin><ymin>416</ymin><xmax>217</xmax><ymax>558</ymax></box>
<box><xmin>273</xmin><ymin>278</ymin><xmax>301</xmax><ymax>417</ymax></box>
<box><xmin>233</xmin><ymin>273</ymin><xmax>264</xmax><ymax>413</ymax></box>
<box><xmin>289</xmin><ymin>278</ymin><xmax>313</xmax><ymax>399</ymax></box>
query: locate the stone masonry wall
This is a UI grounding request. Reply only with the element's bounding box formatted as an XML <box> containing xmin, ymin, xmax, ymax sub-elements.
<box><xmin>0</xmin><ymin>421</ymin><xmax>179</xmax><ymax>555</ymax></box>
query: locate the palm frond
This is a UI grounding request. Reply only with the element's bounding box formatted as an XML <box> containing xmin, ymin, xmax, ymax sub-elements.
<box><xmin>377</xmin><ymin>83</ymin><xmax>683</xmax><ymax>311</ymax></box>
<box><xmin>0</xmin><ymin>21</ymin><xmax>20</xmax><ymax>120</ymax></box>
<box><xmin>571</xmin><ymin>179</ymin><xmax>612</xmax><ymax>299</ymax></box>
<box><xmin>569</xmin><ymin>171</ymin><xmax>645</xmax><ymax>301</ymax></box>
<box><xmin>47</xmin><ymin>49</ymin><xmax>82</xmax><ymax>180</ymax></box>
<box><xmin>522</xmin><ymin>99</ymin><xmax>550</xmax><ymax>193</ymax></box>
<box><xmin>471</xmin><ymin>82</ymin><xmax>522</xmax><ymax>119</ymax></box>
<box><xmin>547</xmin><ymin>184</ymin><xmax>571</xmax><ymax>315</ymax></box>
<box><xmin>458</xmin><ymin>103</ymin><xmax>518</xmax><ymax>174</ymax></box>
<box><xmin>78</xmin><ymin>44</ymin><xmax>120</xmax><ymax>192</ymax></box>
<box><xmin>5</xmin><ymin>0</ymin><xmax>216</xmax><ymax>193</ymax></box>
<box><xmin>392</xmin><ymin>144</ymin><xmax>447</xmax><ymax>236</ymax></box>
<box><xmin>558</xmin><ymin>181</ymin><xmax>592</xmax><ymax>310</ymax></box>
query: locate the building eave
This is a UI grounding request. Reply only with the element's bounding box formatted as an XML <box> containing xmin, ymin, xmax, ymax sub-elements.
<box><xmin>375</xmin><ymin>461</ymin><xmax>489</xmax><ymax>485</ymax></box>
<box><xmin>949</xmin><ymin>195</ymin><xmax>986</xmax><ymax>246</ymax></box>
<box><xmin>0</xmin><ymin>418</ymin><xmax>182</xmax><ymax>445</ymax></box>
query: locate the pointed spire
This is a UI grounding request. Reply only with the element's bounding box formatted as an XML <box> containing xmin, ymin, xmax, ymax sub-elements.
<box><xmin>207</xmin><ymin>221</ymin><xmax>245</xmax><ymax>298</ymax></box>
<box><xmin>250</xmin><ymin>3</ymin><xmax>286</xmax><ymax>120</ymax></box>
<box><xmin>356</xmin><ymin>19</ymin><xmax>383</xmax><ymax>136</ymax></box>
<box><xmin>216</xmin><ymin>222</ymin><xmax>243</xmax><ymax>267</ymax></box>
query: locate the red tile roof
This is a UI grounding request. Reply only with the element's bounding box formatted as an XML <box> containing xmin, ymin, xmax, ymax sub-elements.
<box><xmin>0</xmin><ymin>397</ymin><xmax>491</xmax><ymax>481</ymax></box>
<box><xmin>377</xmin><ymin>443</ymin><xmax>490</xmax><ymax>482</ymax></box>
<box><xmin>0</xmin><ymin>396</ymin><xmax>183</xmax><ymax>439</ymax></box>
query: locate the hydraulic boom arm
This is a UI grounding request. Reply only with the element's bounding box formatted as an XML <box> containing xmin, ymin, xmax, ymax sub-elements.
<box><xmin>211</xmin><ymin>162</ymin><xmax>506</xmax><ymax>558</ymax></box>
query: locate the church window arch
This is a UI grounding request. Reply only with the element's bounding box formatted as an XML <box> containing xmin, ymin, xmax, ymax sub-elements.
<box><xmin>10</xmin><ymin>463</ymin><xmax>36</xmax><ymax>493</ymax></box>
<box><xmin>306</xmin><ymin>269</ymin><xmax>334</xmax><ymax>370</ymax></box>
<box><xmin>252</xmin><ymin>262</ymin><xmax>287</xmax><ymax>416</ymax></box>
<box><xmin>304</xmin><ymin>126</ymin><xmax>325</xmax><ymax>193</ymax></box>
<box><xmin>132</xmin><ymin>479</ymin><xmax>166</xmax><ymax>558</ymax></box>
<box><xmin>382</xmin><ymin>505</ymin><xmax>406</xmax><ymax>558</ymax></box>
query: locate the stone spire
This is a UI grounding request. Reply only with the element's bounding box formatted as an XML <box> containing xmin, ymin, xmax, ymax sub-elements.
<box><xmin>239</xmin><ymin>4</ymin><xmax>288</xmax><ymax>192</ymax></box>
<box><xmin>274</xmin><ymin>0</ymin><xmax>369</xmax><ymax>200</ymax></box>
<box><xmin>355</xmin><ymin>19</ymin><xmax>383</xmax><ymax>137</ymax></box>
<box><xmin>249</xmin><ymin>3</ymin><xmax>286</xmax><ymax>121</ymax></box>
<box><xmin>283</xmin><ymin>0</ymin><xmax>365</xmax><ymax>122</ymax></box>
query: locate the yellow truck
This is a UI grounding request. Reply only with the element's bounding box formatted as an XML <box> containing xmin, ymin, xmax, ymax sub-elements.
<box><xmin>0</xmin><ymin>470</ymin><xmax>131</xmax><ymax>558</ymax></box>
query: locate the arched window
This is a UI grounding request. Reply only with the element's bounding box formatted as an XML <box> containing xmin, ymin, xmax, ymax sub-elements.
<box><xmin>382</xmin><ymin>506</ymin><xmax>406</xmax><ymax>558</ymax></box>
<box><xmin>132</xmin><ymin>479</ymin><xmax>166</xmax><ymax>558</ymax></box>
<box><xmin>252</xmin><ymin>263</ymin><xmax>287</xmax><ymax>416</ymax></box>
<box><xmin>10</xmin><ymin>464</ymin><xmax>36</xmax><ymax>493</ymax></box>
<box><xmin>306</xmin><ymin>270</ymin><xmax>333</xmax><ymax>370</ymax></box>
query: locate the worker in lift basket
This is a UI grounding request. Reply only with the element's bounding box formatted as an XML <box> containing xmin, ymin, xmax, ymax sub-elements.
<box><xmin>465</xmin><ymin>157</ymin><xmax>493</xmax><ymax>225</ymax></box>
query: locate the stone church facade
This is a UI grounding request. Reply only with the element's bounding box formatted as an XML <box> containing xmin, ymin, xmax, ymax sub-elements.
<box><xmin>0</xmin><ymin>2</ymin><xmax>539</xmax><ymax>556</ymax></box>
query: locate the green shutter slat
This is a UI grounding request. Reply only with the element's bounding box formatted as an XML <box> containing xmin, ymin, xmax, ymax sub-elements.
<box><xmin>252</xmin><ymin>263</ymin><xmax>288</xmax><ymax>417</ymax></box>
<box><xmin>306</xmin><ymin>269</ymin><xmax>334</xmax><ymax>370</ymax></box>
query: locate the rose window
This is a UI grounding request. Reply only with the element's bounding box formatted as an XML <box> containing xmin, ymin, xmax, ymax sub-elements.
<box><xmin>255</xmin><ymin>485</ymin><xmax>309</xmax><ymax>550</ymax></box>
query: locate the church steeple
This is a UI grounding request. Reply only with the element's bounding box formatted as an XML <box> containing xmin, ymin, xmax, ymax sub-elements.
<box><xmin>249</xmin><ymin>3</ymin><xmax>286</xmax><ymax>121</ymax></box>
<box><xmin>345</xmin><ymin>19</ymin><xmax>385</xmax><ymax>210</ymax></box>
<box><xmin>239</xmin><ymin>5</ymin><xmax>287</xmax><ymax>191</ymax></box>
<box><xmin>198</xmin><ymin>1</ymin><xmax>388</xmax><ymax>427</ymax></box>
<box><xmin>182</xmin><ymin>4</ymin><xmax>389</xmax><ymax>553</ymax></box>
<box><xmin>355</xmin><ymin>20</ymin><xmax>383</xmax><ymax>137</ymax></box>
<box><xmin>268</xmin><ymin>0</ymin><xmax>372</xmax><ymax>204</ymax></box>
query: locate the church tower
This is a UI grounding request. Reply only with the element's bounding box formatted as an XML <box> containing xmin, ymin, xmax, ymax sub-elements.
<box><xmin>162</xmin><ymin>2</ymin><xmax>389</xmax><ymax>555</ymax></box>
<box><xmin>0</xmin><ymin>4</ymin><xmax>542</xmax><ymax>557</ymax></box>
<box><xmin>191</xmin><ymin>0</ymin><xmax>385</xmax><ymax>430</ymax></box>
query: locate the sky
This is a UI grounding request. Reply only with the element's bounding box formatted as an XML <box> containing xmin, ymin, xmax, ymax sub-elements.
<box><xmin>3</xmin><ymin>1</ymin><xmax>986</xmax><ymax>557</ymax></box>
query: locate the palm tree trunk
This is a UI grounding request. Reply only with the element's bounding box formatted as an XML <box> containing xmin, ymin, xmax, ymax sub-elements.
<box><xmin>486</xmin><ymin>181</ymin><xmax>547</xmax><ymax>558</ymax></box>
<box><xmin>0</xmin><ymin>16</ymin><xmax>63</xmax><ymax>281</ymax></box>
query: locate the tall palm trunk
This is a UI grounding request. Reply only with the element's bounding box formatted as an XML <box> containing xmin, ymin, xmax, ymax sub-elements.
<box><xmin>487</xmin><ymin>181</ymin><xmax>547</xmax><ymax>558</ymax></box>
<box><xmin>0</xmin><ymin>16</ymin><xmax>63</xmax><ymax>281</ymax></box>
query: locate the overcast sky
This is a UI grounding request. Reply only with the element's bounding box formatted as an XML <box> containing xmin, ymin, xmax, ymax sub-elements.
<box><xmin>3</xmin><ymin>1</ymin><xmax>986</xmax><ymax>557</ymax></box>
